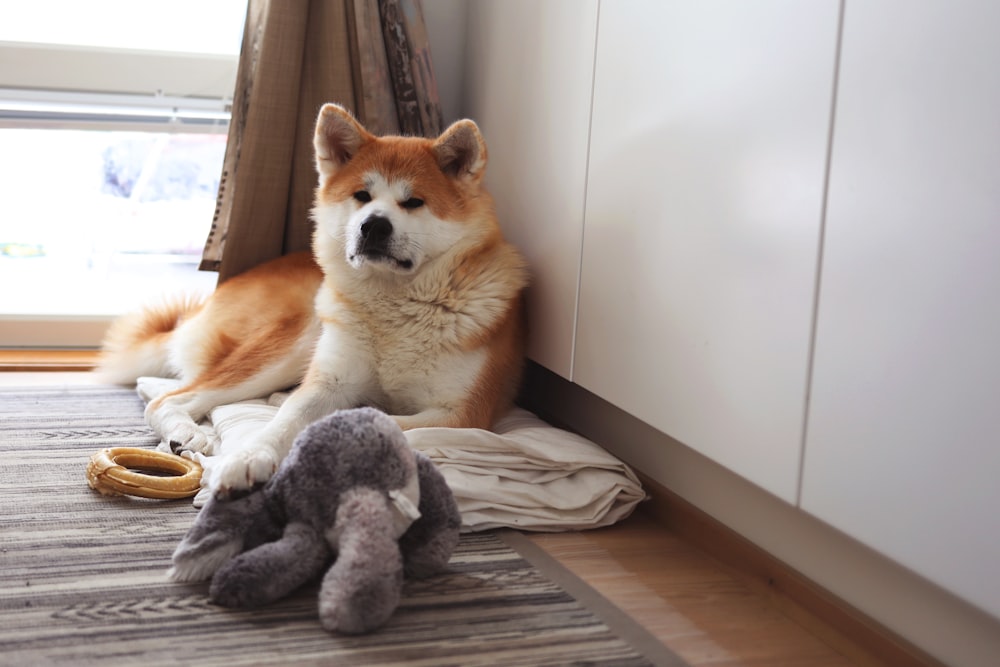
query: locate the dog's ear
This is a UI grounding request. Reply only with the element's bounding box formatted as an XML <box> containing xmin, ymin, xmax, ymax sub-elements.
<box><xmin>314</xmin><ymin>103</ymin><xmax>372</xmax><ymax>179</ymax></box>
<box><xmin>432</xmin><ymin>119</ymin><xmax>487</xmax><ymax>183</ymax></box>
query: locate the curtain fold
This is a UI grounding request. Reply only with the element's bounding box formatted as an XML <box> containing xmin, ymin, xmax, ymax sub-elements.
<box><xmin>201</xmin><ymin>0</ymin><xmax>442</xmax><ymax>283</ymax></box>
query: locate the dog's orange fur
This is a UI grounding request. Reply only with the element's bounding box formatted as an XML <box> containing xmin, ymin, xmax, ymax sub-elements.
<box><xmin>102</xmin><ymin>252</ymin><xmax>322</xmax><ymax>391</ymax></box>
<box><xmin>193</xmin><ymin>253</ymin><xmax>319</xmax><ymax>381</ymax></box>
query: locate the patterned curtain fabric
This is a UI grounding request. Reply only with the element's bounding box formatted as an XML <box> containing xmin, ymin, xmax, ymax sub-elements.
<box><xmin>200</xmin><ymin>0</ymin><xmax>443</xmax><ymax>282</ymax></box>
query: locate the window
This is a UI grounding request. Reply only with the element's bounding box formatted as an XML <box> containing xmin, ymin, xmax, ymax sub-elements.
<box><xmin>0</xmin><ymin>0</ymin><xmax>247</xmax><ymax>347</ymax></box>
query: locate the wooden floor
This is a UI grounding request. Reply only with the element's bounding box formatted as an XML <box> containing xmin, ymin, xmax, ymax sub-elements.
<box><xmin>1</xmin><ymin>369</ymin><xmax>858</xmax><ymax>666</ymax></box>
<box><xmin>527</xmin><ymin>514</ymin><xmax>856</xmax><ymax>667</ymax></box>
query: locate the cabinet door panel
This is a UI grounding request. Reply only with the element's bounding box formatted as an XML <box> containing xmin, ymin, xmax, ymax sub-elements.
<box><xmin>576</xmin><ymin>0</ymin><xmax>840</xmax><ymax>501</ymax></box>
<box><xmin>802</xmin><ymin>1</ymin><xmax>1000</xmax><ymax>618</ymax></box>
<box><xmin>463</xmin><ymin>0</ymin><xmax>598</xmax><ymax>378</ymax></box>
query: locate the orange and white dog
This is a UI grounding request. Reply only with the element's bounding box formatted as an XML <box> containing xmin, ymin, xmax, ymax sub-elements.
<box><xmin>98</xmin><ymin>104</ymin><xmax>528</xmax><ymax>495</ymax></box>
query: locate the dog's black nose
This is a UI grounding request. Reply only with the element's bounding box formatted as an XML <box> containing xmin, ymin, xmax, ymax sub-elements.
<box><xmin>360</xmin><ymin>215</ymin><xmax>393</xmax><ymax>244</ymax></box>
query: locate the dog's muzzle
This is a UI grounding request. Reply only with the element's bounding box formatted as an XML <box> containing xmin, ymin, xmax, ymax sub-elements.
<box><xmin>359</xmin><ymin>215</ymin><xmax>393</xmax><ymax>257</ymax></box>
<box><xmin>354</xmin><ymin>215</ymin><xmax>413</xmax><ymax>270</ymax></box>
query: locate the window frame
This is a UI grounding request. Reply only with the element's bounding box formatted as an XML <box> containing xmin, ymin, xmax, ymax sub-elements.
<box><xmin>0</xmin><ymin>41</ymin><xmax>238</xmax><ymax>102</ymax></box>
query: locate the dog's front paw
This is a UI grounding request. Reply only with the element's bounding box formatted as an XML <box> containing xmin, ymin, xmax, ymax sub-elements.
<box><xmin>163</xmin><ymin>423</ymin><xmax>220</xmax><ymax>456</ymax></box>
<box><xmin>210</xmin><ymin>449</ymin><xmax>280</xmax><ymax>498</ymax></box>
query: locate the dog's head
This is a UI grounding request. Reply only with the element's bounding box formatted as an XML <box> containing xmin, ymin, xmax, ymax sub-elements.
<box><xmin>311</xmin><ymin>104</ymin><xmax>495</xmax><ymax>278</ymax></box>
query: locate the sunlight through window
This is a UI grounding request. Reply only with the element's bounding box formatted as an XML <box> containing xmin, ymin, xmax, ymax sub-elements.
<box><xmin>0</xmin><ymin>0</ymin><xmax>246</xmax><ymax>343</ymax></box>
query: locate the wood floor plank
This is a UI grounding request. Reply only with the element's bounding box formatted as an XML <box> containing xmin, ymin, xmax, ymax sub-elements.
<box><xmin>526</xmin><ymin>514</ymin><xmax>857</xmax><ymax>666</ymax></box>
<box><xmin>0</xmin><ymin>349</ymin><xmax>99</xmax><ymax>371</ymax></box>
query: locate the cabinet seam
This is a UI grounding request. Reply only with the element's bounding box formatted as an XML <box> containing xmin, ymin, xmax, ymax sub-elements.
<box><xmin>797</xmin><ymin>0</ymin><xmax>847</xmax><ymax>507</ymax></box>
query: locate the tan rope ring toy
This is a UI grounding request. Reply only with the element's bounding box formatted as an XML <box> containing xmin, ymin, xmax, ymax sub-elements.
<box><xmin>86</xmin><ymin>447</ymin><xmax>203</xmax><ymax>499</ymax></box>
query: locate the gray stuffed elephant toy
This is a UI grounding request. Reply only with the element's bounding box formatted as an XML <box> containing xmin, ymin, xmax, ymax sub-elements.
<box><xmin>168</xmin><ymin>407</ymin><xmax>462</xmax><ymax>634</ymax></box>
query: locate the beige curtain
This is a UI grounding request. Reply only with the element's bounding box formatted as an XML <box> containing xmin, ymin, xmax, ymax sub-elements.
<box><xmin>200</xmin><ymin>0</ymin><xmax>443</xmax><ymax>282</ymax></box>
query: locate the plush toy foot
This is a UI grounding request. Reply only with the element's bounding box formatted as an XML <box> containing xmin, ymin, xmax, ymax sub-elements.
<box><xmin>210</xmin><ymin>523</ymin><xmax>330</xmax><ymax>608</ymax></box>
<box><xmin>319</xmin><ymin>559</ymin><xmax>402</xmax><ymax>635</ymax></box>
<box><xmin>319</xmin><ymin>488</ymin><xmax>404</xmax><ymax>634</ymax></box>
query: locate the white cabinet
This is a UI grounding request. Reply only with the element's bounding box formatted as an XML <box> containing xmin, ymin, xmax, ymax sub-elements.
<box><xmin>573</xmin><ymin>1</ymin><xmax>841</xmax><ymax>501</ymax></box>
<box><xmin>461</xmin><ymin>0</ymin><xmax>1000</xmax><ymax>631</ymax></box>
<box><xmin>801</xmin><ymin>1</ymin><xmax>1000</xmax><ymax>619</ymax></box>
<box><xmin>463</xmin><ymin>0</ymin><xmax>598</xmax><ymax>379</ymax></box>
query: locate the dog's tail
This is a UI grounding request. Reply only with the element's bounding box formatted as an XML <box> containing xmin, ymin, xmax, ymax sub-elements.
<box><xmin>95</xmin><ymin>295</ymin><xmax>205</xmax><ymax>385</ymax></box>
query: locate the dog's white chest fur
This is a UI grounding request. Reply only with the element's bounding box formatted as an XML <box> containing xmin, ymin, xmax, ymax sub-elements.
<box><xmin>315</xmin><ymin>286</ymin><xmax>491</xmax><ymax>416</ymax></box>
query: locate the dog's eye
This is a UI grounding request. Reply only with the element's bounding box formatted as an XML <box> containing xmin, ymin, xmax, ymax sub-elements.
<box><xmin>401</xmin><ymin>197</ymin><xmax>424</xmax><ymax>210</ymax></box>
<box><xmin>353</xmin><ymin>190</ymin><xmax>372</xmax><ymax>204</ymax></box>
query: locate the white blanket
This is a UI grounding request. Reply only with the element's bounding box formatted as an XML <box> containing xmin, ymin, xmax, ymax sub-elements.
<box><xmin>137</xmin><ymin>378</ymin><xmax>645</xmax><ymax>532</ymax></box>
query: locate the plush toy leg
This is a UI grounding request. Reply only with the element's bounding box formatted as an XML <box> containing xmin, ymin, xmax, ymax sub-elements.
<box><xmin>398</xmin><ymin>456</ymin><xmax>462</xmax><ymax>578</ymax></box>
<box><xmin>319</xmin><ymin>488</ymin><xmax>403</xmax><ymax>635</ymax></box>
<box><xmin>210</xmin><ymin>522</ymin><xmax>330</xmax><ymax>608</ymax></box>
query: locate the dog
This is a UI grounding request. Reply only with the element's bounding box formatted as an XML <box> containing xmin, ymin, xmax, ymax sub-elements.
<box><xmin>97</xmin><ymin>103</ymin><xmax>529</xmax><ymax>495</ymax></box>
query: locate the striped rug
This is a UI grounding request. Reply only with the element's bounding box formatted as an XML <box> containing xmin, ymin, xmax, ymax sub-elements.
<box><xmin>0</xmin><ymin>385</ymin><xmax>686</xmax><ymax>666</ymax></box>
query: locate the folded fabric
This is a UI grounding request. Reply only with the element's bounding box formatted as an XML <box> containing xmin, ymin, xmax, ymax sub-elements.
<box><xmin>135</xmin><ymin>377</ymin><xmax>645</xmax><ymax>532</ymax></box>
<box><xmin>407</xmin><ymin>410</ymin><xmax>645</xmax><ymax>531</ymax></box>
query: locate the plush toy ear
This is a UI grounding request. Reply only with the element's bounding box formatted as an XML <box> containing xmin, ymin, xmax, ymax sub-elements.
<box><xmin>399</xmin><ymin>453</ymin><xmax>461</xmax><ymax>579</ymax></box>
<box><xmin>314</xmin><ymin>103</ymin><xmax>373</xmax><ymax>179</ymax></box>
<box><xmin>167</xmin><ymin>492</ymin><xmax>276</xmax><ymax>582</ymax></box>
<box><xmin>432</xmin><ymin>119</ymin><xmax>488</xmax><ymax>183</ymax></box>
